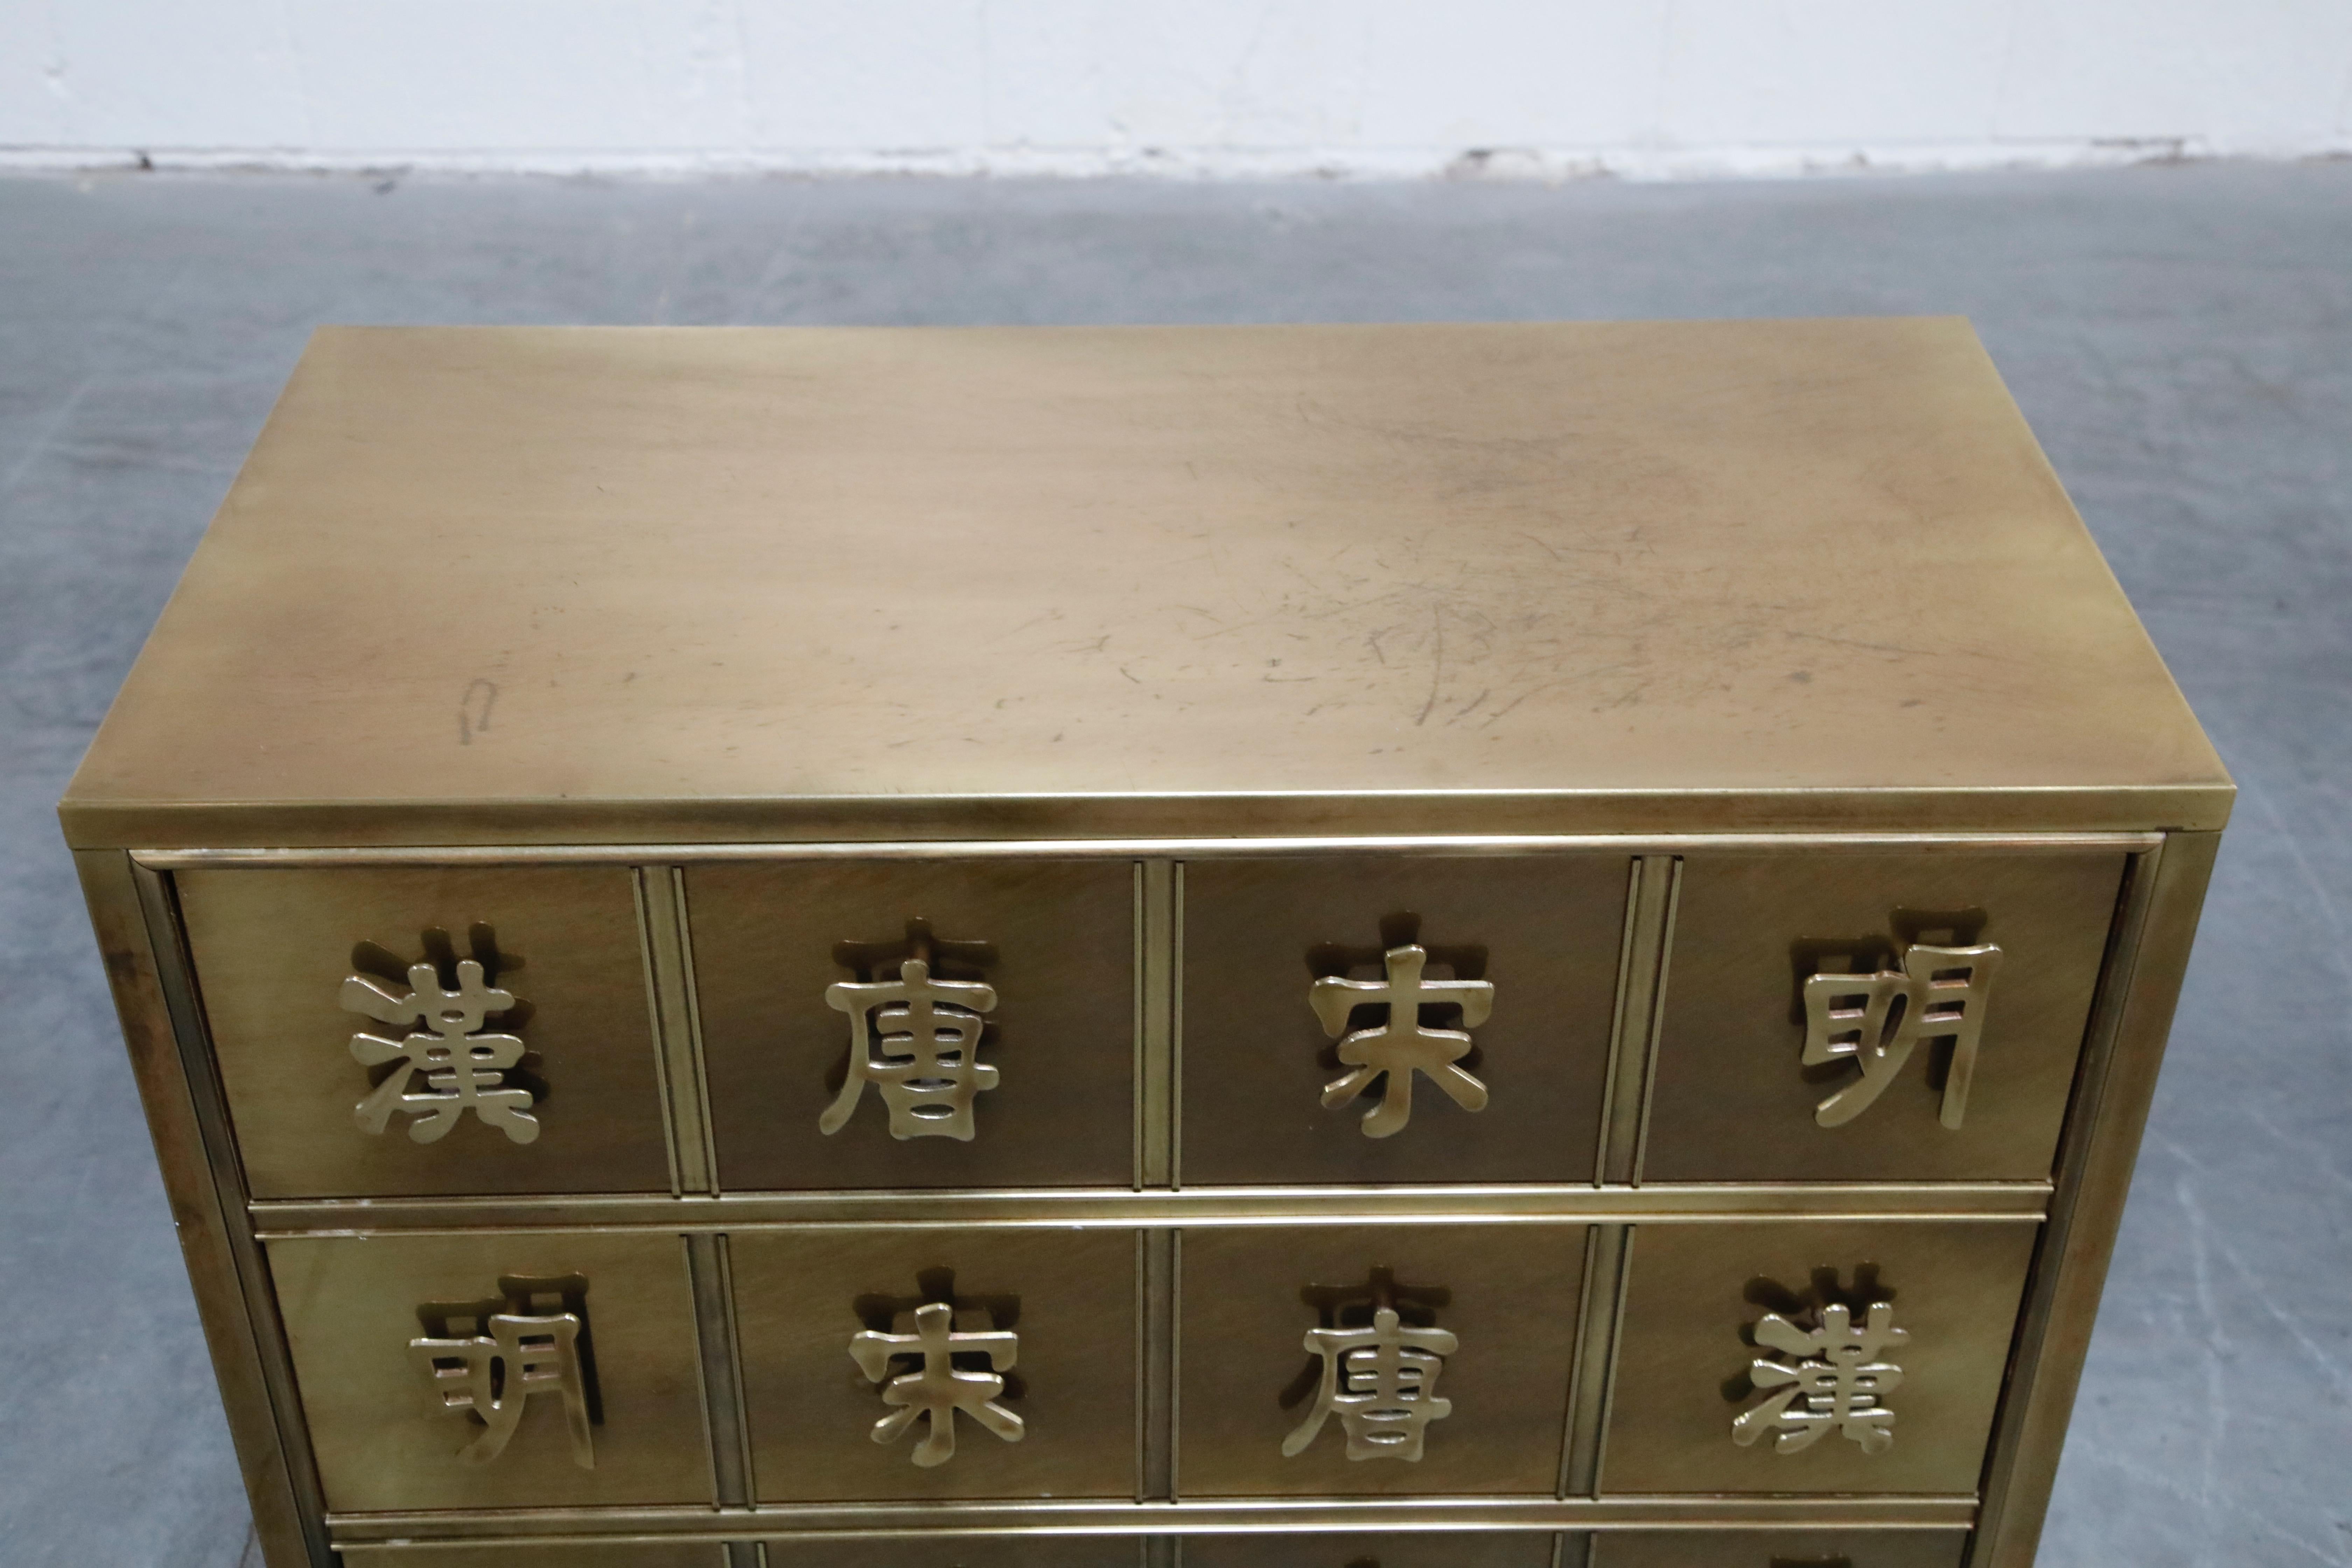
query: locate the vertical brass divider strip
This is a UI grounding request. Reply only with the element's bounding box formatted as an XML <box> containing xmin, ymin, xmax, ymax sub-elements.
<box><xmin>1138</xmin><ymin>860</ymin><xmax>1177</xmax><ymax>1189</ymax></box>
<box><xmin>637</xmin><ymin>866</ymin><xmax>719</xmax><ymax>1195</ymax></box>
<box><xmin>1970</xmin><ymin>834</ymin><xmax>2216</xmax><ymax>1568</ymax></box>
<box><xmin>1556</xmin><ymin>1527</ymin><xmax>1591</xmax><ymax>1568</ymax></box>
<box><xmin>1141</xmin><ymin>1227</ymin><xmax>1178</xmax><ymax>1502</ymax></box>
<box><xmin>686</xmin><ymin>1232</ymin><xmax>757</xmax><ymax>1511</ymax></box>
<box><xmin>1626</xmin><ymin>859</ymin><xmax>1684</xmax><ymax>1183</ymax></box>
<box><xmin>1596</xmin><ymin>858</ymin><xmax>1680</xmax><ymax>1185</ymax></box>
<box><xmin>1144</xmin><ymin>1536</ymin><xmax>1180</xmax><ymax>1568</ymax></box>
<box><xmin>129</xmin><ymin>861</ymin><xmax>336</xmax><ymax>1568</ymax></box>
<box><xmin>1169</xmin><ymin>862</ymin><xmax>1186</xmax><ymax>1189</ymax></box>
<box><xmin>1559</xmin><ymin>1222</ymin><xmax>1631</xmax><ymax>1497</ymax></box>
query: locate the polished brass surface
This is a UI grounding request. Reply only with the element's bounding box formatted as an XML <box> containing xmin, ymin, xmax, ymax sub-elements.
<box><xmin>271</xmin><ymin>1231</ymin><xmax>712</xmax><ymax>1511</ymax></box>
<box><xmin>824</xmin><ymin>932</ymin><xmax>1002</xmax><ymax>1141</ymax></box>
<box><xmin>178</xmin><ymin>866</ymin><xmax>671</xmax><ymax>1198</ymax></box>
<box><xmin>1642</xmin><ymin>853</ymin><xmax>2125</xmax><ymax>1183</ymax></box>
<box><xmin>1310</xmin><ymin>944</ymin><xmax>1496</xmax><ymax>1139</ymax></box>
<box><xmin>690</xmin><ymin>860</ymin><xmax>1134</xmax><ymax>1190</ymax></box>
<box><xmin>1180</xmin><ymin>856</ymin><xmax>1626</xmax><ymax>1185</ymax></box>
<box><xmin>637</xmin><ymin>866</ymin><xmax>719</xmax><ymax>1194</ymax></box>
<box><xmin>1801</xmin><ymin>944</ymin><xmax>2000</xmax><ymax>1130</ymax></box>
<box><xmin>1601</xmin><ymin>1220</ymin><xmax>2039</xmax><ymax>1495</ymax></box>
<box><xmin>1599</xmin><ymin>858</ymin><xmax>1680</xmax><ymax>1185</ymax></box>
<box><xmin>1591</xmin><ymin>1532</ymin><xmax>1968</xmax><ymax>1568</ymax></box>
<box><xmin>61</xmin><ymin>321</ymin><xmax>2230</xmax><ymax>850</ymax></box>
<box><xmin>344</xmin><ymin>952</ymin><xmax>537</xmax><ymax>1144</ymax></box>
<box><xmin>1184</xmin><ymin>1534</ymin><xmax>1561</xmax><ymax>1567</ymax></box>
<box><xmin>1177</xmin><ymin>1224</ymin><xmax>1587</xmax><ymax>1497</ymax></box>
<box><xmin>247</xmin><ymin>1182</ymin><xmax>2055</xmax><ymax>1237</ymax></box>
<box><xmin>731</xmin><ymin>1228</ymin><xmax>1136</xmax><ymax>1502</ymax></box>
<box><xmin>1280</xmin><ymin>1271</ymin><xmax>1461</xmax><ymax>1462</ymax></box>
<box><xmin>850</xmin><ymin>1297</ymin><xmax>1026</xmax><ymax>1465</ymax></box>
<box><xmin>1730</xmin><ymin>1296</ymin><xmax>1907</xmax><ymax>1455</ymax></box>
<box><xmin>763</xmin><ymin>1542</ymin><xmax>1142</xmax><ymax>1567</ymax></box>
<box><xmin>410</xmin><ymin>1277</ymin><xmax>597</xmax><ymax>1468</ymax></box>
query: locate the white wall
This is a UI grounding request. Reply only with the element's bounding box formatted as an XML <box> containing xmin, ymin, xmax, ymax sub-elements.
<box><xmin>4</xmin><ymin>0</ymin><xmax>2349</xmax><ymax>178</ymax></box>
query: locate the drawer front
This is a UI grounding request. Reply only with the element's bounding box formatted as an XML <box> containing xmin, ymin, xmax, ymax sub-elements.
<box><xmin>1601</xmin><ymin>1219</ymin><xmax>2038</xmax><ymax>1495</ymax></box>
<box><xmin>1176</xmin><ymin>1224</ymin><xmax>1588</xmax><ymax>1497</ymax></box>
<box><xmin>1180</xmin><ymin>856</ymin><xmax>1628</xmax><ymax>1184</ymax></box>
<box><xmin>1642</xmin><ymin>850</ymin><xmax>2125</xmax><ymax>1182</ymax></box>
<box><xmin>178</xmin><ymin>866</ymin><xmax>673</xmax><ymax>1199</ymax></box>
<box><xmin>691</xmin><ymin>860</ymin><xmax>1136</xmax><ymax>1189</ymax></box>
<box><xmin>731</xmin><ymin>1228</ymin><xmax>1137</xmax><ymax>1502</ymax></box>
<box><xmin>1591</xmin><ymin>1531</ymin><xmax>1968</xmax><ymax>1568</ymax></box>
<box><xmin>270</xmin><ymin>1232</ymin><xmax>712</xmax><ymax>1512</ymax></box>
<box><xmin>1184</xmin><ymin>1534</ymin><xmax>1560</xmax><ymax>1567</ymax></box>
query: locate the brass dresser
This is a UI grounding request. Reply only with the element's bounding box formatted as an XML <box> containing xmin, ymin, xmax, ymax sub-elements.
<box><xmin>63</xmin><ymin>320</ymin><xmax>2231</xmax><ymax>1568</ymax></box>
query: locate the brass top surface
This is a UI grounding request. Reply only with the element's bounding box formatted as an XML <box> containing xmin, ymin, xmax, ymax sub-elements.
<box><xmin>62</xmin><ymin>319</ymin><xmax>2228</xmax><ymax>847</ymax></box>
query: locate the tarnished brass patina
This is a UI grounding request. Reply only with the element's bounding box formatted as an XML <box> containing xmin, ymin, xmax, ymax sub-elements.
<box><xmin>63</xmin><ymin>322</ymin><xmax>2229</xmax><ymax>1567</ymax></box>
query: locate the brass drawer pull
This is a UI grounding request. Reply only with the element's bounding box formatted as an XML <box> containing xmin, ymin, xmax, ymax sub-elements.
<box><xmin>823</xmin><ymin>924</ymin><xmax>1001</xmax><ymax>1142</ymax></box>
<box><xmin>341</xmin><ymin>936</ymin><xmax>538</xmax><ymax>1145</ymax></box>
<box><xmin>1309</xmin><ymin>942</ymin><xmax>1494</xmax><ymax>1138</ymax></box>
<box><xmin>849</xmin><ymin>1293</ymin><xmax>1024</xmax><ymax>1467</ymax></box>
<box><xmin>1802</xmin><ymin>936</ymin><xmax>2002</xmax><ymax>1128</ymax></box>
<box><xmin>409</xmin><ymin>1274</ymin><xmax>596</xmax><ymax>1469</ymax></box>
<box><xmin>1732</xmin><ymin>1281</ymin><xmax>1909</xmax><ymax>1456</ymax></box>
<box><xmin>1284</xmin><ymin>1269</ymin><xmax>1458</xmax><ymax>1461</ymax></box>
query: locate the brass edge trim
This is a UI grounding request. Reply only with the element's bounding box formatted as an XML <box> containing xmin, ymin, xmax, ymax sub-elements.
<box><xmin>685</xmin><ymin>1233</ymin><xmax>754</xmax><ymax>1507</ymax></box>
<box><xmin>1170</xmin><ymin>862</ymin><xmax>1186</xmax><ymax>1191</ymax></box>
<box><xmin>1593</xmin><ymin>861</ymin><xmax>1647</xmax><ymax>1186</ymax></box>
<box><xmin>718</xmin><ymin>1234</ymin><xmax>760</xmax><ymax>1502</ymax></box>
<box><xmin>1586</xmin><ymin>1225</ymin><xmax>1638</xmax><ymax>1496</ymax></box>
<box><xmin>1168</xmin><ymin>1228</ymin><xmax>1184</xmax><ymax>1500</ymax></box>
<box><xmin>1133</xmin><ymin>865</ymin><xmax>1146</xmax><ymax>1192</ymax></box>
<box><xmin>1560</xmin><ymin>1222</ymin><xmax>1628</xmax><ymax>1497</ymax></box>
<box><xmin>634</xmin><ymin>870</ymin><xmax>687</xmax><ymax>1196</ymax></box>
<box><xmin>326</xmin><ymin>1496</ymin><xmax>1981</xmax><ymax>1542</ymax></box>
<box><xmin>130</xmin><ymin>862</ymin><xmax>338</xmax><ymax>1568</ymax></box>
<box><xmin>1555</xmin><ymin>1529</ymin><xmax>1582</xmax><ymax>1568</ymax></box>
<box><xmin>131</xmin><ymin>831</ymin><xmax>2166</xmax><ymax>868</ymax></box>
<box><xmin>1139</xmin><ymin>861</ymin><xmax>1176</xmax><ymax>1189</ymax></box>
<box><xmin>1969</xmin><ymin>833</ymin><xmax>2218</xmax><ymax>1568</ymax></box>
<box><xmin>1627</xmin><ymin>859</ymin><xmax>1684</xmax><ymax>1183</ymax></box>
<box><xmin>673</xmin><ymin>868</ymin><xmax>722</xmax><ymax>1194</ymax></box>
<box><xmin>1599</xmin><ymin>860</ymin><xmax>1678</xmax><ymax>1185</ymax></box>
<box><xmin>1141</xmin><ymin>1229</ymin><xmax>1177</xmax><ymax>1501</ymax></box>
<box><xmin>251</xmin><ymin>1182</ymin><xmax>2054</xmax><ymax>1234</ymax></box>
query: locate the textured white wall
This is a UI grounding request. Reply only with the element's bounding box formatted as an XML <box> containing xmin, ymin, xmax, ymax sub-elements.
<box><xmin>4</xmin><ymin>0</ymin><xmax>2349</xmax><ymax>177</ymax></box>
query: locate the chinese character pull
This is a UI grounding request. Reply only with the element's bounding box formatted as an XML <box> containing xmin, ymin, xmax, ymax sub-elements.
<box><xmin>1283</xmin><ymin>1269</ymin><xmax>1458</xmax><ymax>1462</ymax></box>
<box><xmin>1732</xmin><ymin>1287</ymin><xmax>1910</xmax><ymax>1455</ymax></box>
<box><xmin>1309</xmin><ymin>942</ymin><xmax>1494</xmax><ymax>1138</ymax></box>
<box><xmin>1801</xmin><ymin>937</ymin><xmax>2001</xmax><ymax>1128</ymax></box>
<box><xmin>410</xmin><ymin>1277</ymin><xmax>595</xmax><ymax>1468</ymax></box>
<box><xmin>822</xmin><ymin>925</ymin><xmax>1001</xmax><ymax>1141</ymax></box>
<box><xmin>849</xmin><ymin>1297</ymin><xmax>1024</xmax><ymax>1467</ymax></box>
<box><xmin>342</xmin><ymin>939</ymin><xmax>538</xmax><ymax>1145</ymax></box>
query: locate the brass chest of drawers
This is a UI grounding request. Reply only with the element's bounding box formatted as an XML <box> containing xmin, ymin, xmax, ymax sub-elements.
<box><xmin>63</xmin><ymin>320</ymin><xmax>2231</xmax><ymax>1568</ymax></box>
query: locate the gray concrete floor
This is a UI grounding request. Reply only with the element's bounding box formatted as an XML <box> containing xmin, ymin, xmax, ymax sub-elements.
<box><xmin>2</xmin><ymin>163</ymin><xmax>2347</xmax><ymax>1567</ymax></box>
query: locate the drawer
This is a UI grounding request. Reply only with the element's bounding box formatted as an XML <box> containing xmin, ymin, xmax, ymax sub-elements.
<box><xmin>1642</xmin><ymin>850</ymin><xmax>2125</xmax><ymax>1182</ymax></box>
<box><xmin>270</xmin><ymin>1231</ymin><xmax>712</xmax><ymax>1512</ymax></box>
<box><xmin>1176</xmin><ymin>1224</ymin><xmax>1588</xmax><ymax>1497</ymax></box>
<box><xmin>1184</xmin><ymin>1534</ymin><xmax>1561</xmax><ymax>1567</ymax></box>
<box><xmin>178</xmin><ymin>866</ymin><xmax>672</xmax><ymax>1198</ymax></box>
<box><xmin>691</xmin><ymin>860</ymin><xmax>1135</xmax><ymax>1189</ymax></box>
<box><xmin>730</xmin><ymin>1228</ymin><xmax>1136</xmax><ymax>1501</ymax></box>
<box><xmin>1179</xmin><ymin>856</ymin><xmax>1627</xmax><ymax>1184</ymax></box>
<box><xmin>1601</xmin><ymin>1219</ymin><xmax>2039</xmax><ymax>1495</ymax></box>
<box><xmin>342</xmin><ymin>1549</ymin><xmax>725</xmax><ymax>1567</ymax></box>
<box><xmin>1590</xmin><ymin>1531</ymin><xmax>1968</xmax><ymax>1568</ymax></box>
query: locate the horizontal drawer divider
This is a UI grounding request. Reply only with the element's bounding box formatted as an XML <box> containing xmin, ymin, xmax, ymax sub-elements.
<box><xmin>136</xmin><ymin>830</ymin><xmax>2161</xmax><ymax>869</ymax></box>
<box><xmin>327</xmin><ymin>1494</ymin><xmax>1980</xmax><ymax>1544</ymax></box>
<box><xmin>253</xmin><ymin>1182</ymin><xmax>2051</xmax><ymax>1237</ymax></box>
